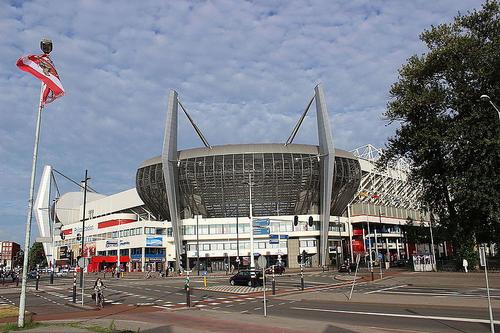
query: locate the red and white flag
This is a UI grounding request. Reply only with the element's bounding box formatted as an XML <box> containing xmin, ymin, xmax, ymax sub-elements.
<box><xmin>16</xmin><ymin>54</ymin><xmax>65</xmax><ymax>105</ymax></box>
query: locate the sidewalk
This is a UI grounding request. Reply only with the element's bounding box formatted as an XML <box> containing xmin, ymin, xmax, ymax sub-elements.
<box><xmin>18</xmin><ymin>308</ymin><xmax>397</xmax><ymax>333</ymax></box>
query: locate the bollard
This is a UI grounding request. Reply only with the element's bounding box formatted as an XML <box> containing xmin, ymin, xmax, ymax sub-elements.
<box><xmin>72</xmin><ymin>271</ymin><xmax>77</xmax><ymax>303</ymax></box>
<box><xmin>185</xmin><ymin>274</ymin><xmax>191</xmax><ymax>307</ymax></box>
<box><xmin>300</xmin><ymin>265</ymin><xmax>304</xmax><ymax>291</ymax></box>
<box><xmin>272</xmin><ymin>278</ymin><xmax>276</xmax><ymax>295</ymax></box>
<box><xmin>16</xmin><ymin>276</ymin><xmax>19</xmax><ymax>287</ymax></box>
<box><xmin>203</xmin><ymin>276</ymin><xmax>207</xmax><ymax>287</ymax></box>
<box><xmin>371</xmin><ymin>271</ymin><xmax>374</xmax><ymax>281</ymax></box>
<box><xmin>35</xmin><ymin>273</ymin><xmax>40</xmax><ymax>291</ymax></box>
<box><xmin>50</xmin><ymin>271</ymin><xmax>54</xmax><ymax>285</ymax></box>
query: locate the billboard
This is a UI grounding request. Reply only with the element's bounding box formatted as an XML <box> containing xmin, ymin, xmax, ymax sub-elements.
<box><xmin>146</xmin><ymin>236</ymin><xmax>162</xmax><ymax>247</ymax></box>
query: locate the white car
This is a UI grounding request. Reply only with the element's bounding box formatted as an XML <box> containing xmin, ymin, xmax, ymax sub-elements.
<box><xmin>55</xmin><ymin>269</ymin><xmax>69</xmax><ymax>277</ymax></box>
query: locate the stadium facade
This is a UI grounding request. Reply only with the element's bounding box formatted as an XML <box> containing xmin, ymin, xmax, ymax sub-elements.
<box><xmin>35</xmin><ymin>84</ymin><xmax>434</xmax><ymax>273</ymax></box>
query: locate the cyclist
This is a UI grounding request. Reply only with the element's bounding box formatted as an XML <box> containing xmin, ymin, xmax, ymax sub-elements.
<box><xmin>93</xmin><ymin>277</ymin><xmax>105</xmax><ymax>308</ymax></box>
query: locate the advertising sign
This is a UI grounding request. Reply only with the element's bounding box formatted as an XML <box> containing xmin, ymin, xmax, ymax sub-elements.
<box><xmin>146</xmin><ymin>236</ymin><xmax>163</xmax><ymax>247</ymax></box>
<box><xmin>253</xmin><ymin>227</ymin><xmax>270</xmax><ymax>236</ymax></box>
<box><xmin>105</xmin><ymin>240</ymin><xmax>130</xmax><ymax>248</ymax></box>
<box><xmin>253</xmin><ymin>218</ymin><xmax>270</xmax><ymax>227</ymax></box>
<box><xmin>83</xmin><ymin>242</ymin><xmax>96</xmax><ymax>257</ymax></box>
<box><xmin>59</xmin><ymin>246</ymin><xmax>68</xmax><ymax>259</ymax></box>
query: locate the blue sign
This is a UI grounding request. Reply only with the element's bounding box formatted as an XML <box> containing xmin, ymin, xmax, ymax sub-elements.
<box><xmin>269</xmin><ymin>234</ymin><xmax>288</xmax><ymax>239</ymax></box>
<box><xmin>269</xmin><ymin>239</ymin><xmax>279</xmax><ymax>244</ymax></box>
<box><xmin>253</xmin><ymin>227</ymin><xmax>270</xmax><ymax>235</ymax></box>
<box><xmin>253</xmin><ymin>219</ymin><xmax>270</xmax><ymax>227</ymax></box>
<box><xmin>146</xmin><ymin>236</ymin><xmax>163</xmax><ymax>247</ymax></box>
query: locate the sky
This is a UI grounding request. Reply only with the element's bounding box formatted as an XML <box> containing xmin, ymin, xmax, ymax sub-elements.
<box><xmin>0</xmin><ymin>0</ymin><xmax>485</xmax><ymax>245</ymax></box>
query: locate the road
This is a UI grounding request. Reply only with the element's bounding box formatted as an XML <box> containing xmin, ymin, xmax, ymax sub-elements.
<box><xmin>1</xmin><ymin>271</ymin><xmax>498</xmax><ymax>332</ymax></box>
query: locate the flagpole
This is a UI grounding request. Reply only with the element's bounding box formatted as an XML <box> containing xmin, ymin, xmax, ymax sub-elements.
<box><xmin>18</xmin><ymin>82</ymin><xmax>45</xmax><ymax>328</ymax></box>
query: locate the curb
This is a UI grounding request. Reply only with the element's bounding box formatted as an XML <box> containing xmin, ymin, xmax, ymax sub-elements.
<box><xmin>64</xmin><ymin>302</ymin><xmax>95</xmax><ymax>310</ymax></box>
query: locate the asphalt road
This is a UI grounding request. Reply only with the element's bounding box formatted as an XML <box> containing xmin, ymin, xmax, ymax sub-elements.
<box><xmin>2</xmin><ymin>271</ymin><xmax>499</xmax><ymax>332</ymax></box>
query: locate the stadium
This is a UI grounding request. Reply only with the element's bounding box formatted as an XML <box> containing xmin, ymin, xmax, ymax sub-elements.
<box><xmin>35</xmin><ymin>84</ymin><xmax>434</xmax><ymax>273</ymax></box>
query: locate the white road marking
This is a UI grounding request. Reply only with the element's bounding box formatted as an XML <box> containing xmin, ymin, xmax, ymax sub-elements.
<box><xmin>365</xmin><ymin>285</ymin><xmax>407</xmax><ymax>294</ymax></box>
<box><xmin>291</xmin><ymin>307</ymin><xmax>500</xmax><ymax>325</ymax></box>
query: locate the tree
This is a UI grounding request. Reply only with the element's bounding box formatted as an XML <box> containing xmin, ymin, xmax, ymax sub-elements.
<box><xmin>28</xmin><ymin>242</ymin><xmax>47</xmax><ymax>270</ymax></box>
<box><xmin>380</xmin><ymin>1</ymin><xmax>500</xmax><ymax>266</ymax></box>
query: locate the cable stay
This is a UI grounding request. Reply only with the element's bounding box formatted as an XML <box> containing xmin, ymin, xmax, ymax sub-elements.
<box><xmin>178</xmin><ymin>100</ymin><xmax>212</xmax><ymax>149</ymax></box>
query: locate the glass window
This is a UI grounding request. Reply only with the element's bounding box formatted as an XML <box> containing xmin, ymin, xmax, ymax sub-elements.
<box><xmin>202</xmin><ymin>244</ymin><xmax>210</xmax><ymax>251</ymax></box>
<box><xmin>199</xmin><ymin>225</ymin><xmax>209</xmax><ymax>235</ymax></box>
<box><xmin>230</xmin><ymin>243</ymin><xmax>237</xmax><ymax>250</ymax></box>
<box><xmin>258</xmin><ymin>242</ymin><xmax>266</xmax><ymax>249</ymax></box>
<box><xmin>210</xmin><ymin>224</ymin><xmax>223</xmax><ymax>235</ymax></box>
<box><xmin>224</xmin><ymin>224</ymin><xmax>236</xmax><ymax>234</ymax></box>
<box><xmin>183</xmin><ymin>226</ymin><xmax>195</xmax><ymax>235</ymax></box>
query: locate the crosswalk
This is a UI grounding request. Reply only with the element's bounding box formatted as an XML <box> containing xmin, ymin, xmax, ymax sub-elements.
<box><xmin>196</xmin><ymin>285</ymin><xmax>267</xmax><ymax>294</ymax></box>
<box><xmin>0</xmin><ymin>295</ymin><xmax>15</xmax><ymax>306</ymax></box>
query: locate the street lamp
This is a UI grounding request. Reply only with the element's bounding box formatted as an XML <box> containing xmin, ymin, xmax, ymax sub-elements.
<box><xmin>242</xmin><ymin>174</ymin><xmax>256</xmax><ymax>285</ymax></box>
<box><xmin>480</xmin><ymin>95</ymin><xmax>500</xmax><ymax>121</ymax></box>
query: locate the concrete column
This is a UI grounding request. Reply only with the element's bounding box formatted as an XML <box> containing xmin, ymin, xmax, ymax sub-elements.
<box><xmin>287</xmin><ymin>238</ymin><xmax>300</xmax><ymax>268</ymax></box>
<box><xmin>315</xmin><ymin>84</ymin><xmax>336</xmax><ymax>268</ymax></box>
<box><xmin>396</xmin><ymin>238</ymin><xmax>400</xmax><ymax>260</ymax></box>
<box><xmin>141</xmin><ymin>247</ymin><xmax>145</xmax><ymax>272</ymax></box>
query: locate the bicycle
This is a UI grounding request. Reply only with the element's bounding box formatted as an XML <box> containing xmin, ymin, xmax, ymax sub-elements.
<box><xmin>94</xmin><ymin>286</ymin><xmax>105</xmax><ymax>309</ymax></box>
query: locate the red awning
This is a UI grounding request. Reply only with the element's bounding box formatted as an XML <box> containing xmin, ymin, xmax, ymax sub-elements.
<box><xmin>90</xmin><ymin>256</ymin><xmax>130</xmax><ymax>264</ymax></box>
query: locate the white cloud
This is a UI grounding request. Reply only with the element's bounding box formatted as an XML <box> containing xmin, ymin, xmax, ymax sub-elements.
<box><xmin>0</xmin><ymin>0</ymin><xmax>484</xmax><ymax>244</ymax></box>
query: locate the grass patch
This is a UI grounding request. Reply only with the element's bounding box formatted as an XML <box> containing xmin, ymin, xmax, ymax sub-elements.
<box><xmin>0</xmin><ymin>320</ymin><xmax>137</xmax><ymax>333</ymax></box>
<box><xmin>0</xmin><ymin>320</ymin><xmax>42</xmax><ymax>332</ymax></box>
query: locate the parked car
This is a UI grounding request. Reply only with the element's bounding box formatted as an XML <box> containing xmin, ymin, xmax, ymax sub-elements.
<box><xmin>27</xmin><ymin>270</ymin><xmax>38</xmax><ymax>279</ymax></box>
<box><xmin>338</xmin><ymin>262</ymin><xmax>357</xmax><ymax>273</ymax></box>
<box><xmin>56</xmin><ymin>268</ymin><xmax>69</xmax><ymax>277</ymax></box>
<box><xmin>229</xmin><ymin>270</ymin><xmax>263</xmax><ymax>287</ymax></box>
<box><xmin>265</xmin><ymin>265</ymin><xmax>285</xmax><ymax>275</ymax></box>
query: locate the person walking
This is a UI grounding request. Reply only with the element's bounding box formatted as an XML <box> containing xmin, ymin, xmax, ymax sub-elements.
<box><xmin>463</xmin><ymin>258</ymin><xmax>469</xmax><ymax>273</ymax></box>
<box><xmin>93</xmin><ymin>277</ymin><xmax>106</xmax><ymax>309</ymax></box>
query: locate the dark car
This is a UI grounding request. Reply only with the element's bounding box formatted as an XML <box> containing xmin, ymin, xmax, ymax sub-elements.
<box><xmin>229</xmin><ymin>270</ymin><xmax>263</xmax><ymax>287</ymax></box>
<box><xmin>265</xmin><ymin>265</ymin><xmax>285</xmax><ymax>275</ymax></box>
<box><xmin>338</xmin><ymin>262</ymin><xmax>357</xmax><ymax>273</ymax></box>
<box><xmin>27</xmin><ymin>270</ymin><xmax>38</xmax><ymax>279</ymax></box>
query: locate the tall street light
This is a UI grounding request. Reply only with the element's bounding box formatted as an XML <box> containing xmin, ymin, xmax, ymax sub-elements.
<box><xmin>243</xmin><ymin>173</ymin><xmax>256</xmax><ymax>285</ymax></box>
<box><xmin>480</xmin><ymin>95</ymin><xmax>500</xmax><ymax>121</ymax></box>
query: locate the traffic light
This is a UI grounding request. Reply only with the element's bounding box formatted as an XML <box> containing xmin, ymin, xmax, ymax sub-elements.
<box><xmin>76</xmin><ymin>233</ymin><xmax>82</xmax><ymax>241</ymax></box>
<box><xmin>293</xmin><ymin>215</ymin><xmax>299</xmax><ymax>226</ymax></box>
<box><xmin>308</xmin><ymin>216</ymin><xmax>313</xmax><ymax>227</ymax></box>
<box><xmin>180</xmin><ymin>253</ymin><xmax>187</xmax><ymax>270</ymax></box>
<box><xmin>301</xmin><ymin>250</ymin><xmax>307</xmax><ymax>264</ymax></box>
<box><xmin>59</xmin><ymin>231</ymin><xmax>65</xmax><ymax>240</ymax></box>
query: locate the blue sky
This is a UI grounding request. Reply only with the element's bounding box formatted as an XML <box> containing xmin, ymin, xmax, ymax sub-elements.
<box><xmin>0</xmin><ymin>0</ymin><xmax>484</xmax><ymax>245</ymax></box>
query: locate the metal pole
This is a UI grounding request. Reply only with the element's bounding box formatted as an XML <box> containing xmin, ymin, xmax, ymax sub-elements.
<box><xmin>366</xmin><ymin>221</ymin><xmax>374</xmax><ymax>281</ymax></box>
<box><xmin>348</xmin><ymin>254</ymin><xmax>361</xmax><ymax>300</ymax></box>
<box><xmin>196</xmin><ymin>215</ymin><xmax>200</xmax><ymax>276</ymax></box>
<box><xmin>18</xmin><ymin>83</ymin><xmax>45</xmax><ymax>328</ymax></box>
<box><xmin>263</xmin><ymin>267</ymin><xmax>267</xmax><ymax>317</ymax></box>
<box><xmin>185</xmin><ymin>270</ymin><xmax>191</xmax><ymax>307</ymax></box>
<box><xmin>300</xmin><ymin>264</ymin><xmax>304</xmax><ymax>290</ymax></box>
<box><xmin>429</xmin><ymin>219</ymin><xmax>437</xmax><ymax>272</ymax></box>
<box><xmin>377</xmin><ymin>208</ymin><xmax>383</xmax><ymax>279</ymax></box>
<box><xmin>72</xmin><ymin>271</ymin><xmax>76</xmax><ymax>303</ymax></box>
<box><xmin>35</xmin><ymin>271</ymin><xmax>39</xmax><ymax>291</ymax></box>
<box><xmin>117</xmin><ymin>219</ymin><xmax>121</xmax><ymax>278</ymax></box>
<box><xmin>272</xmin><ymin>266</ymin><xmax>276</xmax><ymax>295</ymax></box>
<box><xmin>347</xmin><ymin>204</ymin><xmax>354</xmax><ymax>263</ymax></box>
<box><xmin>248</xmin><ymin>174</ymin><xmax>255</xmax><ymax>285</ymax></box>
<box><xmin>80</xmin><ymin>170</ymin><xmax>88</xmax><ymax>305</ymax></box>
<box><xmin>483</xmin><ymin>253</ymin><xmax>495</xmax><ymax>333</ymax></box>
<box><xmin>236</xmin><ymin>205</ymin><xmax>240</xmax><ymax>271</ymax></box>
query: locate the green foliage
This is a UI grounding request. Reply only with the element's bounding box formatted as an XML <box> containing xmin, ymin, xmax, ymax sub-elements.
<box><xmin>380</xmin><ymin>1</ymin><xmax>500</xmax><ymax>255</ymax></box>
<box><xmin>28</xmin><ymin>242</ymin><xmax>46</xmax><ymax>270</ymax></box>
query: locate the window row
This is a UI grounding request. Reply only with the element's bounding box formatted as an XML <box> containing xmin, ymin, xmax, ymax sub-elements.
<box><xmin>186</xmin><ymin>241</ymin><xmax>287</xmax><ymax>251</ymax></box>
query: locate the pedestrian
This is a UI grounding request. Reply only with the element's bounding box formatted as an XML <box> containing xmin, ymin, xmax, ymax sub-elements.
<box><xmin>463</xmin><ymin>258</ymin><xmax>468</xmax><ymax>273</ymax></box>
<box><xmin>111</xmin><ymin>267</ymin><xmax>115</xmax><ymax>278</ymax></box>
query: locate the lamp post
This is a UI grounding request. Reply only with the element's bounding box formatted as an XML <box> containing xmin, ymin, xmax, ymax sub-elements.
<box><xmin>196</xmin><ymin>214</ymin><xmax>200</xmax><ymax>276</ymax></box>
<box><xmin>243</xmin><ymin>174</ymin><xmax>256</xmax><ymax>285</ymax></box>
<box><xmin>481</xmin><ymin>95</ymin><xmax>500</xmax><ymax>121</ymax></box>
<box><xmin>80</xmin><ymin>170</ymin><xmax>89</xmax><ymax>305</ymax></box>
<box><xmin>117</xmin><ymin>218</ymin><xmax>122</xmax><ymax>277</ymax></box>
